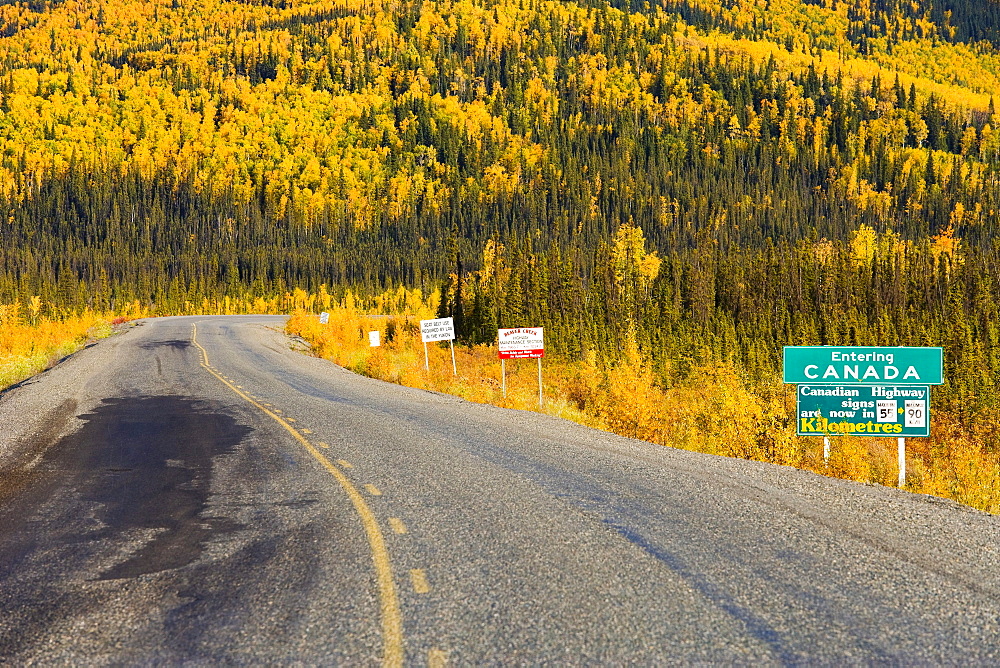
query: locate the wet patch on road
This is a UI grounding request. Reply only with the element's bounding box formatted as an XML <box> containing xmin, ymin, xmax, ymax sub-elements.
<box><xmin>0</xmin><ymin>399</ymin><xmax>78</xmax><ymax>504</ymax></box>
<box><xmin>0</xmin><ymin>396</ymin><xmax>255</xmax><ymax>659</ymax></box>
<box><xmin>138</xmin><ymin>340</ymin><xmax>192</xmax><ymax>350</ymax></box>
<box><xmin>38</xmin><ymin>396</ymin><xmax>251</xmax><ymax>579</ymax></box>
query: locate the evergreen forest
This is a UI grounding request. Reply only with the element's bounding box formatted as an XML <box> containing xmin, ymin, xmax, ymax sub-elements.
<box><xmin>4</xmin><ymin>0</ymin><xmax>1000</xmax><ymax>502</ymax></box>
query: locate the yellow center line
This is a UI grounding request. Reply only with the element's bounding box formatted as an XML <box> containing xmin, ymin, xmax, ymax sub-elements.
<box><xmin>365</xmin><ymin>484</ymin><xmax>383</xmax><ymax>497</ymax></box>
<box><xmin>410</xmin><ymin>569</ymin><xmax>430</xmax><ymax>594</ymax></box>
<box><xmin>192</xmin><ymin>323</ymin><xmax>403</xmax><ymax>667</ymax></box>
<box><xmin>428</xmin><ymin>648</ymin><xmax>448</xmax><ymax>667</ymax></box>
<box><xmin>388</xmin><ymin>517</ymin><xmax>408</xmax><ymax>535</ymax></box>
<box><xmin>338</xmin><ymin>459</ymin><xmax>354</xmax><ymax>468</ymax></box>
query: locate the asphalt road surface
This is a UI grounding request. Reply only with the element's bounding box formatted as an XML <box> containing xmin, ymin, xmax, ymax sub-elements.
<box><xmin>2</xmin><ymin>315</ymin><xmax>1000</xmax><ymax>665</ymax></box>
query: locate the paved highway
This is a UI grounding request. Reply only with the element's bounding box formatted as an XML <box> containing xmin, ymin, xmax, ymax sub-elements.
<box><xmin>2</xmin><ymin>315</ymin><xmax>1000</xmax><ymax>664</ymax></box>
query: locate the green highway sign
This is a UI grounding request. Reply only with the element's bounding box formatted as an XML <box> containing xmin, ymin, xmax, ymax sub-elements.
<box><xmin>783</xmin><ymin>346</ymin><xmax>943</xmax><ymax>385</ymax></box>
<box><xmin>796</xmin><ymin>384</ymin><xmax>930</xmax><ymax>437</ymax></box>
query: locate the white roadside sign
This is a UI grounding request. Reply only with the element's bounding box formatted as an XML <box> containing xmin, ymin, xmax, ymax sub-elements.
<box><xmin>369</xmin><ymin>331</ymin><xmax>380</xmax><ymax>347</ymax></box>
<box><xmin>498</xmin><ymin>327</ymin><xmax>544</xmax><ymax>359</ymax></box>
<box><xmin>497</xmin><ymin>327</ymin><xmax>546</xmax><ymax>408</ymax></box>
<box><xmin>420</xmin><ymin>317</ymin><xmax>455</xmax><ymax>343</ymax></box>
<box><xmin>319</xmin><ymin>312</ymin><xmax>329</xmax><ymax>324</ymax></box>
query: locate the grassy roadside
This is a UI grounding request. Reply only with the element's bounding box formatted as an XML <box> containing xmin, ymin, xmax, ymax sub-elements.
<box><xmin>0</xmin><ymin>302</ymin><xmax>119</xmax><ymax>392</ymax></box>
<box><xmin>287</xmin><ymin>305</ymin><xmax>1000</xmax><ymax>514</ymax></box>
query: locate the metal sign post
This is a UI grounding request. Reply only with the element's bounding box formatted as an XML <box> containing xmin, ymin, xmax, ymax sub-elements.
<box><xmin>498</xmin><ymin>328</ymin><xmax>545</xmax><ymax>406</ymax></box>
<box><xmin>784</xmin><ymin>346</ymin><xmax>944</xmax><ymax>489</ymax></box>
<box><xmin>537</xmin><ymin>358</ymin><xmax>543</xmax><ymax>409</ymax></box>
<box><xmin>898</xmin><ymin>437</ymin><xmax>906</xmax><ymax>488</ymax></box>
<box><xmin>501</xmin><ymin>359</ymin><xmax>506</xmax><ymax>397</ymax></box>
<box><xmin>420</xmin><ymin>317</ymin><xmax>456</xmax><ymax>374</ymax></box>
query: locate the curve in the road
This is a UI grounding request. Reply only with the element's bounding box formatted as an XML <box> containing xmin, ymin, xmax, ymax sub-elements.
<box><xmin>6</xmin><ymin>315</ymin><xmax>1000</xmax><ymax>664</ymax></box>
<box><xmin>191</xmin><ymin>322</ymin><xmax>404</xmax><ymax>666</ymax></box>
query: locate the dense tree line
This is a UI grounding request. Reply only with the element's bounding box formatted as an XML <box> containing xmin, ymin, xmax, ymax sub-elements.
<box><xmin>437</xmin><ymin>223</ymin><xmax>998</xmax><ymax>419</ymax></box>
<box><xmin>2</xmin><ymin>0</ymin><xmax>1000</xmax><ymax>418</ymax></box>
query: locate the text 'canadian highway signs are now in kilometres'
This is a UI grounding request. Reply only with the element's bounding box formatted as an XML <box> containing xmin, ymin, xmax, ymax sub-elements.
<box><xmin>783</xmin><ymin>346</ymin><xmax>943</xmax><ymax>385</ymax></box>
<box><xmin>796</xmin><ymin>384</ymin><xmax>930</xmax><ymax>437</ymax></box>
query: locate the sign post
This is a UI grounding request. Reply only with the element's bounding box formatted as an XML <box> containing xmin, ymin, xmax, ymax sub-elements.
<box><xmin>420</xmin><ymin>318</ymin><xmax>456</xmax><ymax>374</ymax></box>
<box><xmin>498</xmin><ymin>328</ymin><xmax>545</xmax><ymax>408</ymax></box>
<box><xmin>537</xmin><ymin>358</ymin><xmax>543</xmax><ymax>408</ymax></box>
<box><xmin>898</xmin><ymin>437</ymin><xmax>906</xmax><ymax>488</ymax></box>
<box><xmin>784</xmin><ymin>346</ymin><xmax>943</xmax><ymax>488</ymax></box>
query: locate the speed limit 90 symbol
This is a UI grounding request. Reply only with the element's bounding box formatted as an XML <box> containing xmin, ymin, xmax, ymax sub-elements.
<box><xmin>905</xmin><ymin>400</ymin><xmax>926</xmax><ymax>428</ymax></box>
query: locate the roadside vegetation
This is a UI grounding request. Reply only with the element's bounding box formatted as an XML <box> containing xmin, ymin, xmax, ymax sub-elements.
<box><xmin>2</xmin><ymin>0</ymin><xmax>999</xmax><ymax>512</ymax></box>
<box><xmin>287</xmin><ymin>287</ymin><xmax>1000</xmax><ymax>515</ymax></box>
<box><xmin>0</xmin><ymin>298</ymin><xmax>114</xmax><ymax>391</ymax></box>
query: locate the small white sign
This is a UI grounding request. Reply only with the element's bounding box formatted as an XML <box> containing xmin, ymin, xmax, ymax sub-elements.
<box><xmin>319</xmin><ymin>312</ymin><xmax>330</xmax><ymax>325</ymax></box>
<box><xmin>905</xmin><ymin>400</ymin><xmax>926</xmax><ymax>428</ymax></box>
<box><xmin>369</xmin><ymin>331</ymin><xmax>380</xmax><ymax>347</ymax></box>
<box><xmin>420</xmin><ymin>317</ymin><xmax>455</xmax><ymax>343</ymax></box>
<box><xmin>876</xmin><ymin>400</ymin><xmax>897</xmax><ymax>423</ymax></box>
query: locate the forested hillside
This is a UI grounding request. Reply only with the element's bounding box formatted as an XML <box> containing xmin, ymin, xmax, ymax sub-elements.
<box><xmin>3</xmin><ymin>0</ymin><xmax>1000</xmax><ymax>471</ymax></box>
<box><xmin>1</xmin><ymin>0</ymin><xmax>997</xmax><ymax>300</ymax></box>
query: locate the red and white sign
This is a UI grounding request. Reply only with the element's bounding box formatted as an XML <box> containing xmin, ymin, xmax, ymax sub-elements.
<box><xmin>498</xmin><ymin>327</ymin><xmax>544</xmax><ymax>359</ymax></box>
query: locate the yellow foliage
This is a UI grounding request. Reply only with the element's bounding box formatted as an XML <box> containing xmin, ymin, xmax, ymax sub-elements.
<box><xmin>286</xmin><ymin>285</ymin><xmax>1000</xmax><ymax>514</ymax></box>
<box><xmin>611</xmin><ymin>223</ymin><xmax>660</xmax><ymax>284</ymax></box>
<box><xmin>931</xmin><ymin>222</ymin><xmax>962</xmax><ymax>262</ymax></box>
<box><xmin>594</xmin><ymin>352</ymin><xmax>664</xmax><ymax>442</ymax></box>
<box><xmin>827</xmin><ymin>435</ymin><xmax>875</xmax><ymax>483</ymax></box>
<box><xmin>849</xmin><ymin>224</ymin><xmax>878</xmax><ymax>265</ymax></box>
<box><xmin>0</xmin><ymin>301</ymin><xmax>112</xmax><ymax>391</ymax></box>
